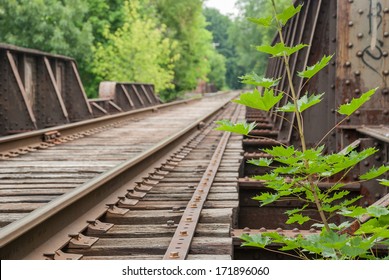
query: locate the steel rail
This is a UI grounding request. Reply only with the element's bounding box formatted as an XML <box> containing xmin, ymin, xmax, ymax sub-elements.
<box><xmin>0</xmin><ymin>97</ymin><xmax>199</xmax><ymax>154</ymax></box>
<box><xmin>0</xmin><ymin>95</ymin><xmax>235</xmax><ymax>259</ymax></box>
<box><xmin>163</xmin><ymin>103</ymin><xmax>241</xmax><ymax>260</ymax></box>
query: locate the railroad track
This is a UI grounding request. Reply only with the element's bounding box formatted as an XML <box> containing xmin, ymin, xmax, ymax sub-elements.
<box><xmin>0</xmin><ymin>92</ymin><xmax>245</xmax><ymax>260</ymax></box>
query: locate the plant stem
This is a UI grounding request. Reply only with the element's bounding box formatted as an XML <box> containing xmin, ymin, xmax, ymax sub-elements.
<box><xmin>271</xmin><ymin>0</ymin><xmax>330</xmax><ymax>232</ymax></box>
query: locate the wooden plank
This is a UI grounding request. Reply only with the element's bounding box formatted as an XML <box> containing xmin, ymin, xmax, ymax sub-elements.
<box><xmin>130</xmin><ymin>200</ymin><xmax>238</xmax><ymax>210</ymax></box>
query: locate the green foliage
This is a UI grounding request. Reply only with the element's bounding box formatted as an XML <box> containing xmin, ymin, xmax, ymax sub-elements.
<box><xmin>278</xmin><ymin>93</ymin><xmax>324</xmax><ymax>113</ymax></box>
<box><xmin>338</xmin><ymin>88</ymin><xmax>378</xmax><ymax>116</ymax></box>
<box><xmin>216</xmin><ymin>1</ymin><xmax>388</xmax><ymax>260</ymax></box>
<box><xmin>256</xmin><ymin>42</ymin><xmax>308</xmax><ymax>57</ymax></box>
<box><xmin>239</xmin><ymin>74</ymin><xmax>281</xmax><ymax>88</ymax></box>
<box><xmin>298</xmin><ymin>55</ymin><xmax>334</xmax><ymax>79</ymax></box>
<box><xmin>214</xmin><ymin>120</ymin><xmax>256</xmax><ymax>136</ymax></box>
<box><xmin>92</xmin><ymin>0</ymin><xmax>178</xmax><ymax>93</ymax></box>
<box><xmin>233</xmin><ymin>88</ymin><xmax>283</xmax><ymax>111</ymax></box>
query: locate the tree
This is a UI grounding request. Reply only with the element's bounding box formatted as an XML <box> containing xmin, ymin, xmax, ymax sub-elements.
<box><xmin>203</xmin><ymin>7</ymin><xmax>241</xmax><ymax>89</ymax></box>
<box><xmin>0</xmin><ymin>0</ymin><xmax>94</xmax><ymax>92</ymax></box>
<box><xmin>154</xmin><ymin>0</ymin><xmax>214</xmax><ymax>97</ymax></box>
<box><xmin>91</xmin><ymin>0</ymin><xmax>178</xmax><ymax>94</ymax></box>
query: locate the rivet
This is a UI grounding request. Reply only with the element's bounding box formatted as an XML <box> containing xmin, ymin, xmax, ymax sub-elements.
<box><xmin>384</xmin><ymin>51</ymin><xmax>389</xmax><ymax>57</ymax></box>
<box><xmin>347</xmin><ymin>42</ymin><xmax>354</xmax><ymax>48</ymax></box>
<box><xmin>384</xmin><ymin>109</ymin><xmax>389</xmax><ymax>115</ymax></box>
<box><xmin>383</xmin><ymin>70</ymin><xmax>389</xmax><ymax>76</ymax></box>
<box><xmin>384</xmin><ymin>32</ymin><xmax>389</xmax><ymax>38</ymax></box>
<box><xmin>354</xmin><ymin>70</ymin><xmax>361</xmax><ymax>76</ymax></box>
<box><xmin>357</xmin><ymin>33</ymin><xmax>364</xmax><ymax>38</ymax></box>
<box><xmin>356</xmin><ymin>51</ymin><xmax>363</xmax><ymax>57</ymax></box>
<box><xmin>331</xmin><ymin>38</ymin><xmax>336</xmax><ymax>43</ymax></box>
<box><xmin>355</xmin><ymin>110</ymin><xmax>360</xmax><ymax>116</ymax></box>
<box><xmin>331</xmin><ymin>61</ymin><xmax>336</xmax><ymax>65</ymax></box>
<box><xmin>259</xmin><ymin>227</ymin><xmax>267</xmax><ymax>232</ymax></box>
<box><xmin>292</xmin><ymin>228</ymin><xmax>300</xmax><ymax>233</ymax></box>
<box><xmin>382</xmin><ymin>88</ymin><xmax>389</xmax><ymax>95</ymax></box>
<box><xmin>375</xmin><ymin>155</ymin><xmax>381</xmax><ymax>161</ymax></box>
<box><xmin>385</xmin><ymin>7</ymin><xmax>389</xmax><ymax>13</ymax></box>
<box><xmin>364</xmin><ymin>201</ymin><xmax>370</xmax><ymax>207</ymax></box>
<box><xmin>358</xmin><ymin>9</ymin><xmax>364</xmax><ymax>14</ymax></box>
<box><xmin>170</xmin><ymin>252</ymin><xmax>179</xmax><ymax>259</ymax></box>
<box><xmin>332</xmin><ymin>14</ymin><xmax>337</xmax><ymax>19</ymax></box>
<box><xmin>354</xmin><ymin>89</ymin><xmax>360</xmax><ymax>94</ymax></box>
<box><xmin>243</xmin><ymin>227</ymin><xmax>251</xmax><ymax>232</ymax></box>
<box><xmin>375</xmin><ymin>193</ymin><xmax>381</xmax><ymax>199</ymax></box>
<box><xmin>331</xmin><ymin>84</ymin><xmax>335</xmax><ymax>89</ymax></box>
<box><xmin>353</xmin><ymin>174</ymin><xmax>358</xmax><ymax>180</ymax></box>
<box><xmin>348</xmin><ymin>0</ymin><xmax>353</xmax><ymax>3</ymax></box>
<box><xmin>344</xmin><ymin>61</ymin><xmax>351</xmax><ymax>67</ymax></box>
<box><xmin>167</xmin><ymin>220</ymin><xmax>175</xmax><ymax>226</ymax></box>
<box><xmin>276</xmin><ymin>228</ymin><xmax>283</xmax><ymax>232</ymax></box>
<box><xmin>345</xmin><ymin>80</ymin><xmax>351</xmax><ymax>85</ymax></box>
<box><xmin>309</xmin><ymin>228</ymin><xmax>316</xmax><ymax>233</ymax></box>
<box><xmin>348</xmin><ymin>21</ymin><xmax>353</xmax><ymax>27</ymax></box>
<box><xmin>364</xmin><ymin>161</ymin><xmax>370</xmax><ymax>166</ymax></box>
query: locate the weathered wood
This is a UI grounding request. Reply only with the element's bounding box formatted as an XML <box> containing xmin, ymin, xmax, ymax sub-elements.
<box><xmin>130</xmin><ymin>200</ymin><xmax>238</xmax><ymax>210</ymax></box>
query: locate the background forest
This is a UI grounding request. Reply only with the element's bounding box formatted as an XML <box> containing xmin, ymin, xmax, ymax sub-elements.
<box><xmin>0</xmin><ymin>0</ymin><xmax>289</xmax><ymax>101</ymax></box>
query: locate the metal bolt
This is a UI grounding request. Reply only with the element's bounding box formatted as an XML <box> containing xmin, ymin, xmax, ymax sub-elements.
<box><xmin>354</xmin><ymin>89</ymin><xmax>360</xmax><ymax>94</ymax></box>
<box><xmin>331</xmin><ymin>84</ymin><xmax>335</xmax><ymax>89</ymax></box>
<box><xmin>292</xmin><ymin>228</ymin><xmax>300</xmax><ymax>233</ymax></box>
<box><xmin>344</xmin><ymin>61</ymin><xmax>351</xmax><ymax>67</ymax></box>
<box><xmin>167</xmin><ymin>220</ymin><xmax>175</xmax><ymax>226</ymax></box>
<box><xmin>331</xmin><ymin>37</ymin><xmax>336</xmax><ymax>43</ymax></box>
<box><xmin>358</xmin><ymin>9</ymin><xmax>364</xmax><ymax>14</ymax></box>
<box><xmin>169</xmin><ymin>252</ymin><xmax>179</xmax><ymax>259</ymax></box>
<box><xmin>355</xmin><ymin>110</ymin><xmax>360</xmax><ymax>116</ymax></box>
<box><xmin>354</xmin><ymin>70</ymin><xmax>361</xmax><ymax>76</ymax></box>
<box><xmin>383</xmin><ymin>110</ymin><xmax>389</xmax><ymax>115</ymax></box>
<box><xmin>353</xmin><ymin>174</ymin><xmax>358</xmax><ymax>180</ymax></box>
<box><xmin>347</xmin><ymin>42</ymin><xmax>354</xmax><ymax>48</ymax></box>
<box><xmin>375</xmin><ymin>155</ymin><xmax>381</xmax><ymax>161</ymax></box>
<box><xmin>382</xmin><ymin>88</ymin><xmax>389</xmax><ymax>95</ymax></box>
<box><xmin>276</xmin><ymin>228</ymin><xmax>283</xmax><ymax>232</ymax></box>
<box><xmin>364</xmin><ymin>201</ymin><xmax>370</xmax><ymax>207</ymax></box>
<box><xmin>357</xmin><ymin>33</ymin><xmax>364</xmax><ymax>38</ymax></box>
<box><xmin>364</xmin><ymin>161</ymin><xmax>370</xmax><ymax>166</ymax></box>
<box><xmin>356</xmin><ymin>51</ymin><xmax>363</xmax><ymax>57</ymax></box>
<box><xmin>345</xmin><ymin>80</ymin><xmax>351</xmax><ymax>85</ymax></box>
<box><xmin>259</xmin><ymin>227</ymin><xmax>267</xmax><ymax>232</ymax></box>
<box><xmin>348</xmin><ymin>21</ymin><xmax>353</xmax><ymax>26</ymax></box>
<box><xmin>385</xmin><ymin>7</ymin><xmax>389</xmax><ymax>13</ymax></box>
<box><xmin>309</xmin><ymin>228</ymin><xmax>316</xmax><ymax>233</ymax></box>
<box><xmin>243</xmin><ymin>227</ymin><xmax>251</xmax><ymax>232</ymax></box>
<box><xmin>384</xmin><ymin>70</ymin><xmax>389</xmax><ymax>76</ymax></box>
<box><xmin>348</xmin><ymin>0</ymin><xmax>353</xmax><ymax>3</ymax></box>
<box><xmin>385</xmin><ymin>32</ymin><xmax>389</xmax><ymax>38</ymax></box>
<box><xmin>384</xmin><ymin>51</ymin><xmax>389</xmax><ymax>57</ymax></box>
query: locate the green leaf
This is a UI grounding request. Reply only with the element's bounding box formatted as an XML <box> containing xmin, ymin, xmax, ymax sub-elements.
<box><xmin>247</xmin><ymin>158</ymin><xmax>273</xmax><ymax>167</ymax></box>
<box><xmin>239</xmin><ymin>73</ymin><xmax>281</xmax><ymax>88</ymax></box>
<box><xmin>338</xmin><ymin>206</ymin><xmax>367</xmax><ymax>218</ymax></box>
<box><xmin>285</xmin><ymin>204</ymin><xmax>308</xmax><ymax>215</ymax></box>
<box><xmin>214</xmin><ymin>120</ymin><xmax>256</xmax><ymax>136</ymax></box>
<box><xmin>264</xmin><ymin>145</ymin><xmax>295</xmax><ymax>158</ymax></box>
<box><xmin>248</xmin><ymin>16</ymin><xmax>273</xmax><ymax>27</ymax></box>
<box><xmin>359</xmin><ymin>165</ymin><xmax>389</xmax><ymax>180</ymax></box>
<box><xmin>240</xmin><ymin>233</ymin><xmax>271</xmax><ymax>248</ymax></box>
<box><xmin>233</xmin><ymin>88</ymin><xmax>283</xmax><ymax>111</ymax></box>
<box><xmin>278</xmin><ymin>93</ymin><xmax>324</xmax><ymax>113</ymax></box>
<box><xmin>276</xmin><ymin>4</ymin><xmax>303</xmax><ymax>26</ymax></box>
<box><xmin>367</xmin><ymin>205</ymin><xmax>389</xmax><ymax>218</ymax></box>
<box><xmin>323</xmin><ymin>191</ymin><xmax>350</xmax><ymax>204</ymax></box>
<box><xmin>298</xmin><ymin>55</ymin><xmax>333</xmax><ymax>79</ymax></box>
<box><xmin>286</xmin><ymin>214</ymin><xmax>311</xmax><ymax>225</ymax></box>
<box><xmin>337</xmin><ymin>88</ymin><xmax>377</xmax><ymax>116</ymax></box>
<box><xmin>257</xmin><ymin>42</ymin><xmax>308</xmax><ymax>57</ymax></box>
<box><xmin>378</xmin><ymin>179</ymin><xmax>389</xmax><ymax>187</ymax></box>
<box><xmin>252</xmin><ymin>192</ymin><xmax>279</xmax><ymax>206</ymax></box>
